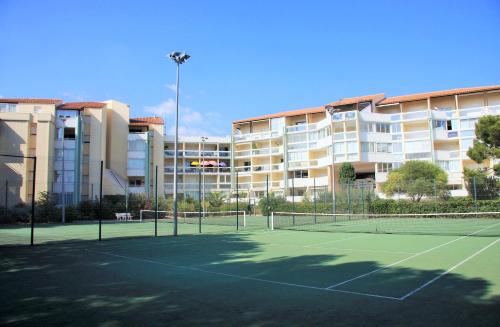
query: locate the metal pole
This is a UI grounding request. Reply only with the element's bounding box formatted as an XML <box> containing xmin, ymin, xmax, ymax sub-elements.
<box><xmin>313</xmin><ymin>177</ymin><xmax>317</xmax><ymax>224</ymax></box>
<box><xmin>198</xmin><ymin>169</ymin><xmax>202</xmax><ymax>233</ymax></box>
<box><xmin>473</xmin><ymin>176</ymin><xmax>478</xmax><ymax>212</ymax></box>
<box><xmin>4</xmin><ymin>180</ymin><xmax>7</xmax><ymax>210</ymax></box>
<box><xmin>173</xmin><ymin>62</ymin><xmax>180</xmax><ymax>236</ymax></box>
<box><xmin>292</xmin><ymin>173</ymin><xmax>295</xmax><ymax>225</ymax></box>
<box><xmin>99</xmin><ymin>160</ymin><xmax>103</xmax><ymax>241</ymax></box>
<box><xmin>201</xmin><ymin>137</ymin><xmax>207</xmax><ymax>218</ymax></box>
<box><xmin>61</xmin><ymin>122</ymin><xmax>66</xmax><ymax>224</ymax></box>
<box><xmin>266</xmin><ymin>175</ymin><xmax>269</xmax><ymax>228</ymax></box>
<box><xmin>236</xmin><ymin>171</ymin><xmax>239</xmax><ymax>230</ymax></box>
<box><xmin>155</xmin><ymin>165</ymin><xmax>158</xmax><ymax>237</ymax></box>
<box><xmin>125</xmin><ymin>184</ymin><xmax>129</xmax><ymax>213</ymax></box>
<box><xmin>30</xmin><ymin>157</ymin><xmax>37</xmax><ymax>246</ymax></box>
<box><xmin>433</xmin><ymin>178</ymin><xmax>437</xmax><ymax>213</ymax></box>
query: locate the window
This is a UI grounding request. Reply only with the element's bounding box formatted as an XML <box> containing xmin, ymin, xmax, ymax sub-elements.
<box><xmin>334</xmin><ymin>142</ymin><xmax>345</xmax><ymax>154</ymax></box>
<box><xmin>376</xmin><ymin>162</ymin><xmax>401</xmax><ymax>173</ymax></box>
<box><xmin>460</xmin><ymin>118</ymin><xmax>478</xmax><ymax>130</ymax></box>
<box><xmin>391</xmin><ymin>123</ymin><xmax>401</xmax><ymax>133</ymax></box>
<box><xmin>393</xmin><ymin>143</ymin><xmax>402</xmax><ymax>153</ymax></box>
<box><xmin>289</xmin><ymin>151</ymin><xmax>308</xmax><ymax>161</ymax></box>
<box><xmin>376</xmin><ymin>123</ymin><xmax>390</xmax><ymax>133</ymax></box>
<box><xmin>129</xmin><ymin>140</ymin><xmax>146</xmax><ymax>151</ymax></box>
<box><xmin>0</xmin><ymin>103</ymin><xmax>16</xmax><ymax>112</ymax></box>
<box><xmin>64</xmin><ymin>128</ymin><xmax>76</xmax><ymax>140</ymax></box>
<box><xmin>346</xmin><ymin>141</ymin><xmax>357</xmax><ymax>153</ymax></box>
<box><xmin>376</xmin><ymin>143</ymin><xmax>392</xmax><ymax>153</ymax></box>
<box><xmin>271</xmin><ymin>118</ymin><xmax>284</xmax><ymax>131</ymax></box>
<box><xmin>293</xmin><ymin>170</ymin><xmax>308</xmax><ymax>178</ymax></box>
<box><xmin>128</xmin><ymin>159</ymin><xmax>145</xmax><ymax>169</ymax></box>
<box><xmin>461</xmin><ymin>139</ymin><xmax>474</xmax><ymax>150</ymax></box>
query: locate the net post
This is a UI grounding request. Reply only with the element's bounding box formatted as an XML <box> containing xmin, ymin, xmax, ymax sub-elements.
<box><xmin>243</xmin><ymin>211</ymin><xmax>246</xmax><ymax>227</ymax></box>
<box><xmin>155</xmin><ymin>165</ymin><xmax>158</xmax><ymax>237</ymax></box>
<box><xmin>198</xmin><ymin>169</ymin><xmax>202</xmax><ymax>233</ymax></box>
<box><xmin>270</xmin><ymin>211</ymin><xmax>274</xmax><ymax>230</ymax></box>
<box><xmin>99</xmin><ymin>160</ymin><xmax>103</xmax><ymax>241</ymax></box>
<box><xmin>140</xmin><ymin>209</ymin><xmax>144</xmax><ymax>221</ymax></box>
<box><xmin>30</xmin><ymin>156</ymin><xmax>36</xmax><ymax>246</ymax></box>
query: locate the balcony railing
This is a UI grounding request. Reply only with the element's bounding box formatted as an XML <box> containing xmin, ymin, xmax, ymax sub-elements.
<box><xmin>234</xmin><ymin>130</ymin><xmax>282</xmax><ymax>142</ymax></box>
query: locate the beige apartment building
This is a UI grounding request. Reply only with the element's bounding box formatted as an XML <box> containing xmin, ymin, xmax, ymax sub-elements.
<box><xmin>0</xmin><ymin>98</ymin><xmax>164</xmax><ymax>207</ymax></box>
<box><xmin>164</xmin><ymin>135</ymin><xmax>231</xmax><ymax>198</ymax></box>
<box><xmin>232</xmin><ymin>85</ymin><xmax>500</xmax><ymax>200</ymax></box>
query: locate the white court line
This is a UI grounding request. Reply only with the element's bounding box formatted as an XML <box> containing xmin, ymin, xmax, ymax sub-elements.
<box><xmin>326</xmin><ymin>221</ymin><xmax>500</xmax><ymax>290</ymax></box>
<box><xmin>399</xmin><ymin>238</ymin><xmax>500</xmax><ymax>300</ymax></box>
<box><xmin>86</xmin><ymin>249</ymin><xmax>401</xmax><ymax>301</ymax></box>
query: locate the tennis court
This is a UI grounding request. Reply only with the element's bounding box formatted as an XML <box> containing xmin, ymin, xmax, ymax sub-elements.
<box><xmin>1</xmin><ymin>213</ymin><xmax>499</xmax><ymax>326</ymax></box>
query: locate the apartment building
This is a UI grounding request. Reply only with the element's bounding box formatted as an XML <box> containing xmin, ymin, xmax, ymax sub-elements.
<box><xmin>232</xmin><ymin>85</ymin><xmax>500</xmax><ymax>200</ymax></box>
<box><xmin>164</xmin><ymin>136</ymin><xmax>231</xmax><ymax>198</ymax></box>
<box><xmin>0</xmin><ymin>97</ymin><xmax>164</xmax><ymax>207</ymax></box>
<box><xmin>127</xmin><ymin>117</ymin><xmax>165</xmax><ymax>198</ymax></box>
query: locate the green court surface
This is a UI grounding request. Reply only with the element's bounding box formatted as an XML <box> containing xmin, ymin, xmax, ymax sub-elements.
<box><xmin>1</xmin><ymin>216</ymin><xmax>500</xmax><ymax>326</ymax></box>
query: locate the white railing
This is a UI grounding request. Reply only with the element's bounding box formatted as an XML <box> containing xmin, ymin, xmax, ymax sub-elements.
<box><xmin>402</xmin><ymin>110</ymin><xmax>428</xmax><ymax>121</ymax></box>
<box><xmin>404</xmin><ymin>130</ymin><xmax>429</xmax><ymax>140</ymax></box>
<box><xmin>234</xmin><ymin>130</ymin><xmax>283</xmax><ymax>142</ymax></box>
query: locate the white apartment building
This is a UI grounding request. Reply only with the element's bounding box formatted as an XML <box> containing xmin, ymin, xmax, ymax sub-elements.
<box><xmin>164</xmin><ymin>135</ymin><xmax>231</xmax><ymax>198</ymax></box>
<box><xmin>232</xmin><ymin>85</ymin><xmax>500</xmax><ymax>200</ymax></box>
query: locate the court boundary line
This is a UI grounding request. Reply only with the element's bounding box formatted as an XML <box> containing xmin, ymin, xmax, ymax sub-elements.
<box><xmin>86</xmin><ymin>249</ymin><xmax>401</xmax><ymax>301</ymax></box>
<box><xmin>326</xmin><ymin>221</ymin><xmax>500</xmax><ymax>290</ymax></box>
<box><xmin>399</xmin><ymin>238</ymin><xmax>500</xmax><ymax>300</ymax></box>
<box><xmin>303</xmin><ymin>234</ymin><xmax>370</xmax><ymax>247</ymax></box>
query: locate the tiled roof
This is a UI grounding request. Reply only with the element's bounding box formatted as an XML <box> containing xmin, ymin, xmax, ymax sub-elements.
<box><xmin>233</xmin><ymin>106</ymin><xmax>325</xmax><ymax>124</ymax></box>
<box><xmin>379</xmin><ymin>85</ymin><xmax>500</xmax><ymax>105</ymax></box>
<box><xmin>326</xmin><ymin>93</ymin><xmax>385</xmax><ymax>107</ymax></box>
<box><xmin>0</xmin><ymin>98</ymin><xmax>62</xmax><ymax>104</ymax></box>
<box><xmin>58</xmin><ymin>102</ymin><xmax>107</xmax><ymax>109</ymax></box>
<box><xmin>130</xmin><ymin>117</ymin><xmax>164</xmax><ymax>125</ymax></box>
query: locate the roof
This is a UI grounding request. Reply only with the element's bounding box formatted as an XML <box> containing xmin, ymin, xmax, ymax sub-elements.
<box><xmin>379</xmin><ymin>85</ymin><xmax>500</xmax><ymax>105</ymax></box>
<box><xmin>233</xmin><ymin>106</ymin><xmax>325</xmax><ymax>124</ymax></box>
<box><xmin>326</xmin><ymin>93</ymin><xmax>385</xmax><ymax>107</ymax></box>
<box><xmin>58</xmin><ymin>102</ymin><xmax>107</xmax><ymax>109</ymax></box>
<box><xmin>130</xmin><ymin>117</ymin><xmax>164</xmax><ymax>126</ymax></box>
<box><xmin>0</xmin><ymin>98</ymin><xmax>62</xmax><ymax>105</ymax></box>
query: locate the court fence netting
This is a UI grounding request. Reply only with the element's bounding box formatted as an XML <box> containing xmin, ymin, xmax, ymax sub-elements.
<box><xmin>139</xmin><ymin>210</ymin><xmax>246</xmax><ymax>227</ymax></box>
<box><xmin>270</xmin><ymin>211</ymin><xmax>500</xmax><ymax>237</ymax></box>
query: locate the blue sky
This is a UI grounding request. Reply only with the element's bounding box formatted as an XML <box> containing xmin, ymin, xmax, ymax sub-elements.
<box><xmin>1</xmin><ymin>0</ymin><xmax>499</xmax><ymax>136</ymax></box>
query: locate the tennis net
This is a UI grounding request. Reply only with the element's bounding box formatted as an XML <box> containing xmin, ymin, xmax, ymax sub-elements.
<box><xmin>140</xmin><ymin>210</ymin><xmax>246</xmax><ymax>227</ymax></box>
<box><xmin>271</xmin><ymin>211</ymin><xmax>500</xmax><ymax>237</ymax></box>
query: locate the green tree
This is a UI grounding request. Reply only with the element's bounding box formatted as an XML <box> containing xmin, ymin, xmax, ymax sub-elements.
<box><xmin>463</xmin><ymin>168</ymin><xmax>499</xmax><ymax>200</ymax></box>
<box><xmin>338</xmin><ymin>162</ymin><xmax>356</xmax><ymax>185</ymax></box>
<box><xmin>466</xmin><ymin>115</ymin><xmax>500</xmax><ymax>175</ymax></box>
<box><xmin>382</xmin><ymin>161</ymin><xmax>448</xmax><ymax>202</ymax></box>
<box><xmin>206</xmin><ymin>192</ymin><xmax>227</xmax><ymax>210</ymax></box>
<box><xmin>36</xmin><ymin>191</ymin><xmax>57</xmax><ymax>222</ymax></box>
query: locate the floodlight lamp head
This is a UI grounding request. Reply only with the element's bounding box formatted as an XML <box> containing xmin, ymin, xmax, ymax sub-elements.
<box><xmin>168</xmin><ymin>51</ymin><xmax>190</xmax><ymax>64</ymax></box>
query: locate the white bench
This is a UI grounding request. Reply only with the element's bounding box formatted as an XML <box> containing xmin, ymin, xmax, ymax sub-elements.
<box><xmin>115</xmin><ymin>213</ymin><xmax>134</xmax><ymax>221</ymax></box>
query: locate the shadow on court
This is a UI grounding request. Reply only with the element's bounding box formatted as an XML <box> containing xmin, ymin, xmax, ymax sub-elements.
<box><xmin>0</xmin><ymin>233</ymin><xmax>499</xmax><ymax>327</ymax></box>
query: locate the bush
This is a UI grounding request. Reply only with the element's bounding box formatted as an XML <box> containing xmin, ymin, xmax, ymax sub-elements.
<box><xmin>368</xmin><ymin>197</ymin><xmax>500</xmax><ymax>214</ymax></box>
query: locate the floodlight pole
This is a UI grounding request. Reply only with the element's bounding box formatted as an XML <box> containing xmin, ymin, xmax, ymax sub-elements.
<box><xmin>201</xmin><ymin>136</ymin><xmax>208</xmax><ymax>218</ymax></box>
<box><xmin>169</xmin><ymin>51</ymin><xmax>190</xmax><ymax>236</ymax></box>
<box><xmin>326</xmin><ymin>105</ymin><xmax>340</xmax><ymax>214</ymax></box>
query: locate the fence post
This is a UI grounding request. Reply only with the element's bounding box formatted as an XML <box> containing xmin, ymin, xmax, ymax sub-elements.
<box><xmin>473</xmin><ymin>176</ymin><xmax>478</xmax><ymax>212</ymax></box>
<box><xmin>361</xmin><ymin>185</ymin><xmax>365</xmax><ymax>215</ymax></box>
<box><xmin>99</xmin><ymin>160</ymin><xmax>103</xmax><ymax>241</ymax></box>
<box><xmin>155</xmin><ymin>165</ymin><xmax>158</xmax><ymax>237</ymax></box>
<box><xmin>30</xmin><ymin>157</ymin><xmax>37</xmax><ymax>246</ymax></box>
<box><xmin>433</xmin><ymin>179</ymin><xmax>437</xmax><ymax>213</ymax></box>
<box><xmin>4</xmin><ymin>180</ymin><xmax>7</xmax><ymax>210</ymax></box>
<box><xmin>292</xmin><ymin>173</ymin><xmax>295</xmax><ymax>225</ymax></box>
<box><xmin>266</xmin><ymin>175</ymin><xmax>269</xmax><ymax>228</ymax></box>
<box><xmin>313</xmin><ymin>178</ymin><xmax>317</xmax><ymax>224</ymax></box>
<box><xmin>236</xmin><ymin>171</ymin><xmax>239</xmax><ymax>230</ymax></box>
<box><xmin>198</xmin><ymin>169</ymin><xmax>202</xmax><ymax>233</ymax></box>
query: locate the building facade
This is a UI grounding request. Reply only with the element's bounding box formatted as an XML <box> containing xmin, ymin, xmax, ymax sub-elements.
<box><xmin>164</xmin><ymin>135</ymin><xmax>231</xmax><ymax>199</ymax></box>
<box><xmin>232</xmin><ymin>85</ymin><xmax>500</xmax><ymax>200</ymax></box>
<box><xmin>0</xmin><ymin>98</ymin><xmax>164</xmax><ymax>207</ymax></box>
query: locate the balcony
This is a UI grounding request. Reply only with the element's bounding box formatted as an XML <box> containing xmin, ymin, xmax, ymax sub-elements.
<box><xmin>234</xmin><ymin>130</ymin><xmax>282</xmax><ymax>143</ymax></box>
<box><xmin>331</xmin><ymin>111</ymin><xmax>357</xmax><ymax>121</ymax></box>
<box><xmin>234</xmin><ymin>150</ymin><xmax>252</xmax><ymax>158</ymax></box>
<box><xmin>402</xmin><ymin>110</ymin><xmax>429</xmax><ymax>121</ymax></box>
<box><xmin>433</xmin><ymin>129</ymin><xmax>458</xmax><ymax>141</ymax></box>
<box><xmin>404</xmin><ymin>130</ymin><xmax>429</xmax><ymax>140</ymax></box>
<box><xmin>165</xmin><ymin>150</ymin><xmax>184</xmax><ymax>157</ymax></box>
